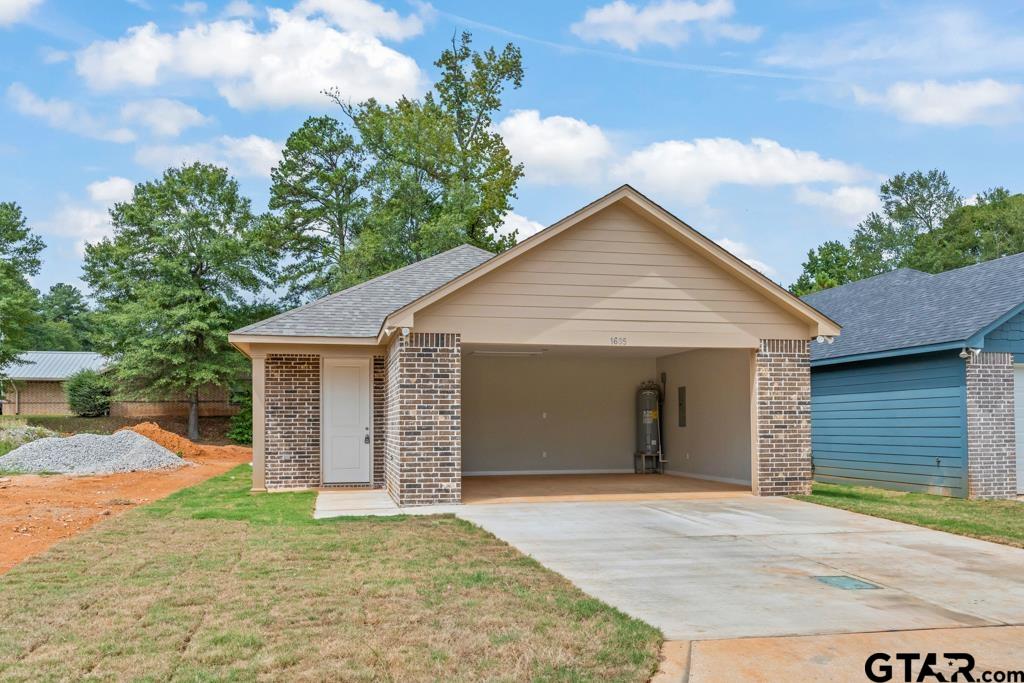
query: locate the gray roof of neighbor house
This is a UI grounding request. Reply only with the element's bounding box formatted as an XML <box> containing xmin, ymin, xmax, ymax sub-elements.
<box><xmin>234</xmin><ymin>244</ymin><xmax>495</xmax><ymax>339</ymax></box>
<box><xmin>4</xmin><ymin>351</ymin><xmax>108</xmax><ymax>380</ymax></box>
<box><xmin>802</xmin><ymin>252</ymin><xmax>1024</xmax><ymax>364</ymax></box>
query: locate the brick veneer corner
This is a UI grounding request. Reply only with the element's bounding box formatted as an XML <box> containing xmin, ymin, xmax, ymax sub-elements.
<box><xmin>372</xmin><ymin>355</ymin><xmax>386</xmax><ymax>487</ymax></box>
<box><xmin>265</xmin><ymin>354</ymin><xmax>321</xmax><ymax>489</ymax></box>
<box><xmin>384</xmin><ymin>332</ymin><xmax>462</xmax><ymax>506</ymax></box>
<box><xmin>966</xmin><ymin>352</ymin><xmax>1017</xmax><ymax>499</ymax></box>
<box><xmin>755</xmin><ymin>339</ymin><xmax>812</xmax><ymax>496</ymax></box>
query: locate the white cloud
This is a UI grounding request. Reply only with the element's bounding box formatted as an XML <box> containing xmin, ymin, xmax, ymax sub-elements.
<box><xmin>6</xmin><ymin>82</ymin><xmax>135</xmax><ymax>143</ymax></box>
<box><xmin>134</xmin><ymin>135</ymin><xmax>281</xmax><ymax>177</ymax></box>
<box><xmin>495</xmin><ymin>110</ymin><xmax>614</xmax><ymax>185</ymax></box>
<box><xmin>222</xmin><ymin>0</ymin><xmax>256</xmax><ymax>18</ymax></box>
<box><xmin>40</xmin><ymin>177</ymin><xmax>137</xmax><ymax>255</ymax></box>
<box><xmin>498</xmin><ymin>212</ymin><xmax>546</xmax><ymax>240</ymax></box>
<box><xmin>763</xmin><ymin>8</ymin><xmax>1024</xmax><ymax>78</ymax></box>
<box><xmin>218</xmin><ymin>134</ymin><xmax>281</xmax><ymax>177</ymax></box>
<box><xmin>294</xmin><ymin>0</ymin><xmax>432</xmax><ymax>40</ymax></box>
<box><xmin>120</xmin><ymin>98</ymin><xmax>210</xmax><ymax>136</ymax></box>
<box><xmin>40</xmin><ymin>47</ymin><xmax>69</xmax><ymax>63</ymax></box>
<box><xmin>177</xmin><ymin>1</ymin><xmax>206</xmax><ymax>15</ymax></box>
<box><xmin>715</xmin><ymin>237</ymin><xmax>775</xmax><ymax>276</ymax></box>
<box><xmin>613</xmin><ymin>137</ymin><xmax>865</xmax><ymax>203</ymax></box>
<box><xmin>794</xmin><ymin>185</ymin><xmax>880</xmax><ymax>219</ymax></box>
<box><xmin>570</xmin><ymin>0</ymin><xmax>760</xmax><ymax>51</ymax></box>
<box><xmin>852</xmin><ymin>79</ymin><xmax>1024</xmax><ymax>126</ymax></box>
<box><xmin>0</xmin><ymin>0</ymin><xmax>42</xmax><ymax>26</ymax></box>
<box><xmin>87</xmin><ymin>176</ymin><xmax>135</xmax><ymax>204</ymax></box>
<box><xmin>41</xmin><ymin>205</ymin><xmax>113</xmax><ymax>256</ymax></box>
<box><xmin>75</xmin><ymin>6</ymin><xmax>426</xmax><ymax>109</ymax></box>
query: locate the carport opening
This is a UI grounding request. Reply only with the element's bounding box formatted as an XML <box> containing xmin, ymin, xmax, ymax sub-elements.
<box><xmin>461</xmin><ymin>345</ymin><xmax>754</xmax><ymax>504</ymax></box>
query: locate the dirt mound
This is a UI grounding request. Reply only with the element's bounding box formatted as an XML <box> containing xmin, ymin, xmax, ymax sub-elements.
<box><xmin>121</xmin><ymin>422</ymin><xmax>251</xmax><ymax>462</ymax></box>
<box><xmin>125</xmin><ymin>422</ymin><xmax>205</xmax><ymax>459</ymax></box>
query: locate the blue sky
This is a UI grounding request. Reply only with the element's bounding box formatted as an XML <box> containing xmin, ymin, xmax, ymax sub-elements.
<box><xmin>3</xmin><ymin>0</ymin><xmax>1023</xmax><ymax>294</ymax></box>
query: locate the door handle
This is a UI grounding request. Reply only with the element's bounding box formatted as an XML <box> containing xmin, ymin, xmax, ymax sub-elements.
<box><xmin>364</xmin><ymin>432</ymin><xmax>370</xmax><ymax>444</ymax></box>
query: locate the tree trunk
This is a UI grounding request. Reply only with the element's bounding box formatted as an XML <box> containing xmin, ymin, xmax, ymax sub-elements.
<box><xmin>187</xmin><ymin>390</ymin><xmax>200</xmax><ymax>441</ymax></box>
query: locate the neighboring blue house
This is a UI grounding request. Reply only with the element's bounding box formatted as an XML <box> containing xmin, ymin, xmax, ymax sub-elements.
<box><xmin>802</xmin><ymin>253</ymin><xmax>1024</xmax><ymax>499</ymax></box>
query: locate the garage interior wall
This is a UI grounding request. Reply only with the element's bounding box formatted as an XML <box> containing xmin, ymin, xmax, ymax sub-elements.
<box><xmin>462</xmin><ymin>352</ymin><xmax>656</xmax><ymax>474</ymax></box>
<box><xmin>656</xmin><ymin>349</ymin><xmax>753</xmax><ymax>485</ymax></box>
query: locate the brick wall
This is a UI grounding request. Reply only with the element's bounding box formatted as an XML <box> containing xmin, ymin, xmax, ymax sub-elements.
<box><xmin>965</xmin><ymin>352</ymin><xmax>1017</xmax><ymax>499</ymax></box>
<box><xmin>265</xmin><ymin>354</ymin><xmax>321</xmax><ymax>489</ymax></box>
<box><xmin>755</xmin><ymin>339</ymin><xmax>812</xmax><ymax>496</ymax></box>
<box><xmin>6</xmin><ymin>381</ymin><xmax>68</xmax><ymax>415</ymax></box>
<box><xmin>384</xmin><ymin>333</ymin><xmax>462</xmax><ymax>505</ymax></box>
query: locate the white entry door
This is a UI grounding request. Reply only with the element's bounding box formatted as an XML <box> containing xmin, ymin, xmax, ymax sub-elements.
<box><xmin>322</xmin><ymin>358</ymin><xmax>370</xmax><ymax>484</ymax></box>
<box><xmin>1015</xmin><ymin>365</ymin><xmax>1024</xmax><ymax>494</ymax></box>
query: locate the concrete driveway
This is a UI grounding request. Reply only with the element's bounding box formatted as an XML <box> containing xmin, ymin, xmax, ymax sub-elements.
<box><xmin>455</xmin><ymin>496</ymin><xmax>1024</xmax><ymax>641</ymax></box>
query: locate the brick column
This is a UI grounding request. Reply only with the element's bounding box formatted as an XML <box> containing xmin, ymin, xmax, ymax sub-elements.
<box><xmin>264</xmin><ymin>354</ymin><xmax>321</xmax><ymax>489</ymax></box>
<box><xmin>755</xmin><ymin>339</ymin><xmax>812</xmax><ymax>496</ymax></box>
<box><xmin>966</xmin><ymin>352</ymin><xmax>1016</xmax><ymax>499</ymax></box>
<box><xmin>385</xmin><ymin>332</ymin><xmax>462</xmax><ymax>506</ymax></box>
<box><xmin>372</xmin><ymin>355</ymin><xmax>386</xmax><ymax>488</ymax></box>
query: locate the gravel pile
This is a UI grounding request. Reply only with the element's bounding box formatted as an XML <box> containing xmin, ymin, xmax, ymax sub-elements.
<box><xmin>0</xmin><ymin>424</ymin><xmax>59</xmax><ymax>447</ymax></box>
<box><xmin>0</xmin><ymin>430</ymin><xmax>188</xmax><ymax>474</ymax></box>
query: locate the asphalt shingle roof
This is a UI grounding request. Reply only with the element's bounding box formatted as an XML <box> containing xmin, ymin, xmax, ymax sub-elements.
<box><xmin>802</xmin><ymin>252</ymin><xmax>1024</xmax><ymax>363</ymax></box>
<box><xmin>234</xmin><ymin>244</ymin><xmax>495</xmax><ymax>338</ymax></box>
<box><xmin>5</xmin><ymin>351</ymin><xmax>108</xmax><ymax>380</ymax></box>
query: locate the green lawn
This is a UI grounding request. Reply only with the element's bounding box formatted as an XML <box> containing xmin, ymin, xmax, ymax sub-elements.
<box><xmin>797</xmin><ymin>483</ymin><xmax>1024</xmax><ymax>548</ymax></box>
<box><xmin>0</xmin><ymin>466</ymin><xmax>661</xmax><ymax>682</ymax></box>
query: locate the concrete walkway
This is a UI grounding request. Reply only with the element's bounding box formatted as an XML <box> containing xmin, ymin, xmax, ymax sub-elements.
<box><xmin>315</xmin><ymin>492</ymin><xmax>1024</xmax><ymax>642</ymax></box>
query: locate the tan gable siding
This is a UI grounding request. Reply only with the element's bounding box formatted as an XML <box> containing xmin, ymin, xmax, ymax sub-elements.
<box><xmin>414</xmin><ymin>203</ymin><xmax>809</xmax><ymax>348</ymax></box>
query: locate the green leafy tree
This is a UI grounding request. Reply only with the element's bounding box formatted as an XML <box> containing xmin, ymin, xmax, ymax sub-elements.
<box><xmin>848</xmin><ymin>170</ymin><xmax>962</xmax><ymax>277</ymax></box>
<box><xmin>25</xmin><ymin>283</ymin><xmax>96</xmax><ymax>351</ymax></box>
<box><xmin>65</xmin><ymin>369</ymin><xmax>111</xmax><ymax>417</ymax></box>
<box><xmin>83</xmin><ymin>163</ymin><xmax>275</xmax><ymax>440</ymax></box>
<box><xmin>329</xmin><ymin>32</ymin><xmax>524</xmax><ymax>284</ymax></box>
<box><xmin>789</xmin><ymin>241</ymin><xmax>855</xmax><ymax>296</ymax></box>
<box><xmin>908</xmin><ymin>189</ymin><xmax>1024</xmax><ymax>272</ymax></box>
<box><xmin>268</xmin><ymin>116</ymin><xmax>367</xmax><ymax>303</ymax></box>
<box><xmin>0</xmin><ymin>202</ymin><xmax>44</xmax><ymax>375</ymax></box>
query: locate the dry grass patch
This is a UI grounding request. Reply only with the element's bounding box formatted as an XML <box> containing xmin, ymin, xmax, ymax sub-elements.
<box><xmin>0</xmin><ymin>466</ymin><xmax>661</xmax><ymax>681</ymax></box>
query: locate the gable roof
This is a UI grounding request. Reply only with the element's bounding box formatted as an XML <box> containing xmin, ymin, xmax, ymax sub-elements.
<box><xmin>231</xmin><ymin>185</ymin><xmax>840</xmax><ymax>347</ymax></box>
<box><xmin>231</xmin><ymin>244</ymin><xmax>494</xmax><ymax>341</ymax></box>
<box><xmin>379</xmin><ymin>185</ymin><xmax>840</xmax><ymax>339</ymax></box>
<box><xmin>4</xmin><ymin>351</ymin><xmax>107</xmax><ymax>381</ymax></box>
<box><xmin>802</xmin><ymin>251</ymin><xmax>1024</xmax><ymax>365</ymax></box>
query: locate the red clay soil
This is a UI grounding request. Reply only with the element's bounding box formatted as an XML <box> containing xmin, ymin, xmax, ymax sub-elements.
<box><xmin>0</xmin><ymin>426</ymin><xmax>251</xmax><ymax>574</ymax></box>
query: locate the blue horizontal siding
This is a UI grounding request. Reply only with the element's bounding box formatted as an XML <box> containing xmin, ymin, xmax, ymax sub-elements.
<box><xmin>811</xmin><ymin>351</ymin><xmax>967</xmax><ymax>497</ymax></box>
<box><xmin>985</xmin><ymin>309</ymin><xmax>1024</xmax><ymax>356</ymax></box>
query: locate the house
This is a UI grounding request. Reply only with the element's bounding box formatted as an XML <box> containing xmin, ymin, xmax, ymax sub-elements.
<box><xmin>1</xmin><ymin>351</ymin><xmax>107</xmax><ymax>415</ymax></box>
<box><xmin>802</xmin><ymin>255</ymin><xmax>1024</xmax><ymax>499</ymax></box>
<box><xmin>229</xmin><ymin>186</ymin><xmax>840</xmax><ymax>505</ymax></box>
<box><xmin>0</xmin><ymin>350</ymin><xmax>237</xmax><ymax>418</ymax></box>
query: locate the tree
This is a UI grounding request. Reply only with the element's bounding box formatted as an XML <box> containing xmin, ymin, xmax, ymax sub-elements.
<box><xmin>907</xmin><ymin>189</ymin><xmax>1024</xmax><ymax>273</ymax></box>
<box><xmin>83</xmin><ymin>163</ymin><xmax>275</xmax><ymax>440</ymax></box>
<box><xmin>848</xmin><ymin>170</ymin><xmax>962</xmax><ymax>277</ymax></box>
<box><xmin>268</xmin><ymin>116</ymin><xmax>366</xmax><ymax>303</ymax></box>
<box><xmin>0</xmin><ymin>202</ymin><xmax>44</xmax><ymax>375</ymax></box>
<box><xmin>25</xmin><ymin>283</ymin><xmax>96</xmax><ymax>351</ymax></box>
<box><xmin>789</xmin><ymin>241</ymin><xmax>855</xmax><ymax>296</ymax></box>
<box><xmin>328</xmin><ymin>31</ymin><xmax>524</xmax><ymax>285</ymax></box>
<box><xmin>65</xmin><ymin>369</ymin><xmax>111</xmax><ymax>417</ymax></box>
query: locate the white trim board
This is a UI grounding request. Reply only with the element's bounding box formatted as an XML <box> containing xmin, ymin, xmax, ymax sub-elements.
<box><xmin>462</xmin><ymin>468</ymin><xmax>635</xmax><ymax>477</ymax></box>
<box><xmin>664</xmin><ymin>469</ymin><xmax>752</xmax><ymax>487</ymax></box>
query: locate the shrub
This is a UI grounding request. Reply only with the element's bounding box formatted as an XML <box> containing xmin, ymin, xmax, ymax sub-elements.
<box><xmin>65</xmin><ymin>369</ymin><xmax>112</xmax><ymax>417</ymax></box>
<box><xmin>227</xmin><ymin>390</ymin><xmax>252</xmax><ymax>445</ymax></box>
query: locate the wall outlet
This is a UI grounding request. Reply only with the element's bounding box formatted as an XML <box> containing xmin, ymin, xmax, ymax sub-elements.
<box><xmin>541</xmin><ymin>451</ymin><xmax>547</xmax><ymax>458</ymax></box>
<box><xmin>686</xmin><ymin>452</ymin><xmax>691</xmax><ymax>460</ymax></box>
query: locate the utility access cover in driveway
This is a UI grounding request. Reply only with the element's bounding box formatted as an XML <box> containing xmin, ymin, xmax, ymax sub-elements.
<box><xmin>455</xmin><ymin>497</ymin><xmax>1024</xmax><ymax>641</ymax></box>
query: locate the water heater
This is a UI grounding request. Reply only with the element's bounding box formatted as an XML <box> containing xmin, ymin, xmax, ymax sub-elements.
<box><xmin>635</xmin><ymin>380</ymin><xmax>663</xmax><ymax>473</ymax></box>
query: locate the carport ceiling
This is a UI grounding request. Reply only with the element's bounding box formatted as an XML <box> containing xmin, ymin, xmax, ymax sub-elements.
<box><xmin>463</xmin><ymin>343</ymin><xmax>697</xmax><ymax>358</ymax></box>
